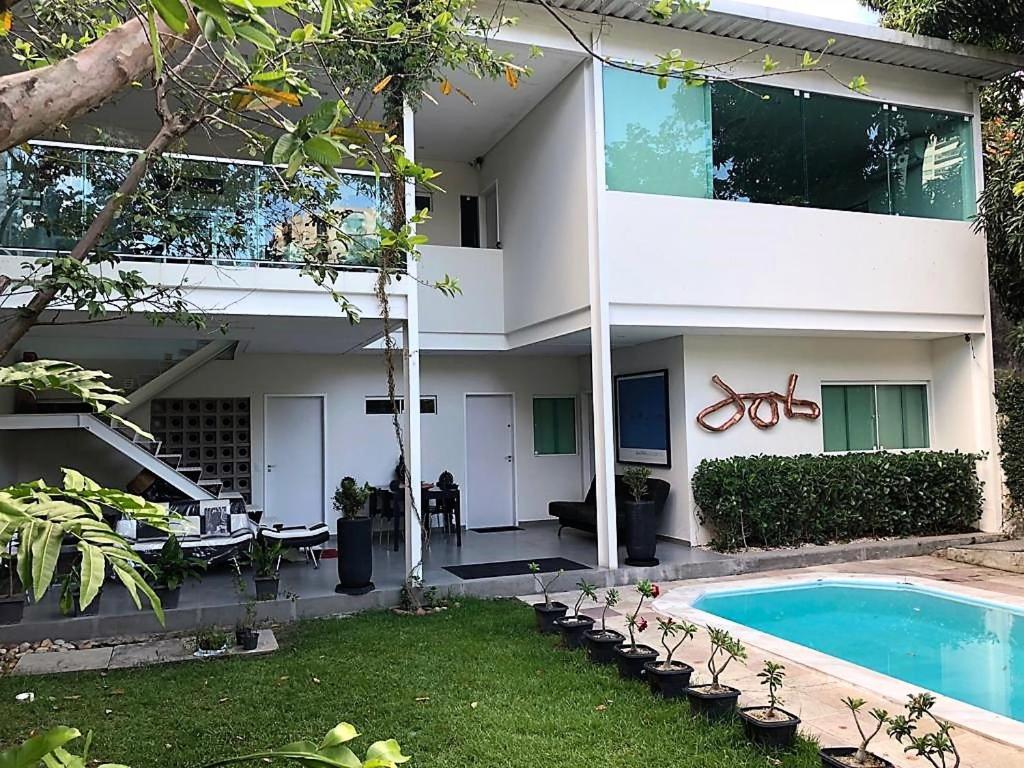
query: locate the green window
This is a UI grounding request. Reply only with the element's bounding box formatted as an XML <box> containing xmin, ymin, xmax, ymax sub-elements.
<box><xmin>533</xmin><ymin>397</ymin><xmax>577</xmax><ymax>456</ymax></box>
<box><xmin>822</xmin><ymin>384</ymin><xmax>929</xmax><ymax>452</ymax></box>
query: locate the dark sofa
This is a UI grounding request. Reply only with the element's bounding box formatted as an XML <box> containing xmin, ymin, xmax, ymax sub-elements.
<box><xmin>548</xmin><ymin>476</ymin><xmax>671</xmax><ymax>536</ymax></box>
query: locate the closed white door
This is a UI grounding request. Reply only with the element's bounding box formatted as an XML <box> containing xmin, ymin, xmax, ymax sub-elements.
<box><xmin>265</xmin><ymin>395</ymin><xmax>325</xmax><ymax>526</ymax></box>
<box><xmin>465</xmin><ymin>394</ymin><xmax>515</xmax><ymax>528</ymax></box>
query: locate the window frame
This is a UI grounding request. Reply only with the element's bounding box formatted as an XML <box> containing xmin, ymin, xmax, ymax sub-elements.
<box><xmin>364</xmin><ymin>395</ymin><xmax>437</xmax><ymax>415</ymax></box>
<box><xmin>532</xmin><ymin>395</ymin><xmax>579</xmax><ymax>457</ymax></box>
<box><xmin>820</xmin><ymin>380</ymin><xmax>932</xmax><ymax>453</ymax></box>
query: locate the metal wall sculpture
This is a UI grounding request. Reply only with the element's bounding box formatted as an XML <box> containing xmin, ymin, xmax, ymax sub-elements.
<box><xmin>697</xmin><ymin>374</ymin><xmax>820</xmax><ymax>432</ymax></box>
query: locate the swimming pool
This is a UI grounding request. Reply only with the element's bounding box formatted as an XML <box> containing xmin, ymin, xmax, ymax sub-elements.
<box><xmin>694</xmin><ymin>579</ymin><xmax>1024</xmax><ymax>722</ymax></box>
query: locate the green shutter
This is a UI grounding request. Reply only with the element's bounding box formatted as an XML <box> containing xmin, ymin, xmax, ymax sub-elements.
<box><xmin>876</xmin><ymin>385</ymin><xmax>906</xmax><ymax>450</ymax></box>
<box><xmin>533</xmin><ymin>398</ymin><xmax>577</xmax><ymax>455</ymax></box>
<box><xmin>821</xmin><ymin>386</ymin><xmax>849</xmax><ymax>452</ymax></box>
<box><xmin>901</xmin><ymin>385</ymin><xmax>929</xmax><ymax>448</ymax></box>
<box><xmin>844</xmin><ymin>385</ymin><xmax>877</xmax><ymax>451</ymax></box>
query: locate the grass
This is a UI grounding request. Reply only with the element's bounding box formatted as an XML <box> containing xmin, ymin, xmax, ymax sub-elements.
<box><xmin>0</xmin><ymin>599</ymin><xmax>820</xmax><ymax>767</ymax></box>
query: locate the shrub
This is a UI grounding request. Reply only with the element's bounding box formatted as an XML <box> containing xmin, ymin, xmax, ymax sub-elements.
<box><xmin>995</xmin><ymin>371</ymin><xmax>1024</xmax><ymax>536</ymax></box>
<box><xmin>692</xmin><ymin>451</ymin><xmax>984</xmax><ymax>551</ymax></box>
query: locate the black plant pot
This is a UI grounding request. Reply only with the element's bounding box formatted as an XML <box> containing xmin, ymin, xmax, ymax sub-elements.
<box><xmin>533</xmin><ymin>601</ymin><xmax>568</xmax><ymax>633</ymax></box>
<box><xmin>644</xmin><ymin>660</ymin><xmax>693</xmax><ymax>698</ymax></box>
<box><xmin>254</xmin><ymin>576</ymin><xmax>279</xmax><ymax>601</ymax></box>
<box><xmin>238</xmin><ymin>628</ymin><xmax>260</xmax><ymax>651</ymax></box>
<box><xmin>154</xmin><ymin>586</ymin><xmax>181</xmax><ymax>610</ymax></box>
<box><xmin>554</xmin><ymin>615</ymin><xmax>595</xmax><ymax>649</ymax></box>
<box><xmin>614</xmin><ymin>643</ymin><xmax>658</xmax><ymax>680</ymax></box>
<box><xmin>0</xmin><ymin>593</ymin><xmax>25</xmax><ymax>625</ymax></box>
<box><xmin>583</xmin><ymin>629</ymin><xmax>624</xmax><ymax>663</ymax></box>
<box><xmin>686</xmin><ymin>684</ymin><xmax>741</xmax><ymax>720</ymax></box>
<box><xmin>336</xmin><ymin>516</ymin><xmax>374</xmax><ymax>595</ymax></box>
<box><xmin>623</xmin><ymin>499</ymin><xmax>659</xmax><ymax>566</ymax></box>
<box><xmin>739</xmin><ymin>707</ymin><xmax>801</xmax><ymax>750</ymax></box>
<box><xmin>819</xmin><ymin>747</ymin><xmax>894</xmax><ymax>768</ymax></box>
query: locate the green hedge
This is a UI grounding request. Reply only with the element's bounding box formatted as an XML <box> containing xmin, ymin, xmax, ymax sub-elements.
<box><xmin>995</xmin><ymin>372</ymin><xmax>1024</xmax><ymax>536</ymax></box>
<box><xmin>692</xmin><ymin>451</ymin><xmax>984</xmax><ymax>551</ymax></box>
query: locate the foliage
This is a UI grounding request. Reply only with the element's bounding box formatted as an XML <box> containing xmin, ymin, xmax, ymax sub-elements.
<box><xmin>528</xmin><ymin>561</ymin><xmax>563</xmax><ymax>608</ymax></box>
<box><xmin>57</xmin><ymin>566</ymin><xmax>94</xmax><ymax>617</ymax></box>
<box><xmin>624</xmin><ymin>580</ymin><xmax>659</xmax><ymax>647</ymax></box>
<box><xmin>598</xmin><ymin>588</ymin><xmax>620</xmax><ymax>633</ymax></box>
<box><xmin>656</xmin><ymin>616</ymin><xmax>698</xmax><ymax>667</ymax></box>
<box><xmin>842</xmin><ymin>696</ymin><xmax>890</xmax><ymax>765</ymax></box>
<box><xmin>333</xmin><ymin>477</ymin><xmax>372</xmax><ymax>520</ymax></box>
<box><xmin>860</xmin><ymin>1</ymin><xmax>1024</xmax><ymax>56</ymax></box>
<box><xmin>623</xmin><ymin>466</ymin><xmax>652</xmax><ymax>504</ymax></box>
<box><xmin>704</xmin><ymin>626</ymin><xmax>746</xmax><ymax>690</ymax></box>
<box><xmin>995</xmin><ymin>371</ymin><xmax>1024</xmax><ymax>535</ymax></box>
<box><xmin>692</xmin><ymin>451</ymin><xmax>985</xmax><ymax>551</ymax></box>
<box><xmin>234</xmin><ymin>574</ymin><xmax>258</xmax><ymax>632</ymax></box>
<box><xmin>249</xmin><ymin>539</ymin><xmax>283</xmax><ymax>578</ymax></box>
<box><xmin>398</xmin><ymin>574</ymin><xmax>441</xmax><ymax>613</ymax></box>
<box><xmin>195</xmin><ymin>626</ymin><xmax>229</xmax><ymax>652</ymax></box>
<box><xmin>757</xmin><ymin>660</ymin><xmax>786</xmax><ymax>716</ymax></box>
<box><xmin>569</xmin><ymin>579</ymin><xmax>597</xmax><ymax>619</ymax></box>
<box><xmin>887</xmin><ymin>693</ymin><xmax>960</xmax><ymax>768</ymax></box>
<box><xmin>0</xmin><ymin>468</ymin><xmax>168</xmax><ymax>619</ymax></box>
<box><xmin>151</xmin><ymin>534</ymin><xmax>206</xmax><ymax>591</ymax></box>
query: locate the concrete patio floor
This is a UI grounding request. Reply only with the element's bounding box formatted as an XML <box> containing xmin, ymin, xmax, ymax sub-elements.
<box><xmin>530</xmin><ymin>555</ymin><xmax>1024</xmax><ymax>768</ymax></box>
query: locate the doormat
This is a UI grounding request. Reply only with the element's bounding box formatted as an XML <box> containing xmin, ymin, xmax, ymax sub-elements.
<box><xmin>470</xmin><ymin>526</ymin><xmax>524</xmax><ymax>533</ymax></box>
<box><xmin>444</xmin><ymin>557</ymin><xmax>589</xmax><ymax>580</ymax></box>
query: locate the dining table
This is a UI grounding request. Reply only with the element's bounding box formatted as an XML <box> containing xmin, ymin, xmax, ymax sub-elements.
<box><xmin>370</xmin><ymin>483</ymin><xmax>462</xmax><ymax>551</ymax></box>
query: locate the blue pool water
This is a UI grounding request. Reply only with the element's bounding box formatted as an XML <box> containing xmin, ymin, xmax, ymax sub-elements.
<box><xmin>694</xmin><ymin>580</ymin><xmax>1024</xmax><ymax>721</ymax></box>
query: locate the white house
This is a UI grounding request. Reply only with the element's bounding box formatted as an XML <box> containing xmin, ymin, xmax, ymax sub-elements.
<box><xmin>1</xmin><ymin>0</ymin><xmax>1018</xmax><ymax>577</ymax></box>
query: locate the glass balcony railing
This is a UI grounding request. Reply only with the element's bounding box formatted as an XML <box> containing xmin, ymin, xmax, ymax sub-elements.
<box><xmin>0</xmin><ymin>142</ymin><xmax>392</xmax><ymax>269</ymax></box>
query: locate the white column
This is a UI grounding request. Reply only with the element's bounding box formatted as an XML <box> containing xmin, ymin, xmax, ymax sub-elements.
<box><xmin>402</xmin><ymin>102</ymin><xmax>423</xmax><ymax>578</ymax></box>
<box><xmin>584</xmin><ymin>53</ymin><xmax>618</xmax><ymax>568</ymax></box>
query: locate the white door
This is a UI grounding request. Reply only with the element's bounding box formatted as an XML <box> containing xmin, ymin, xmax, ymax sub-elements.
<box><xmin>265</xmin><ymin>395</ymin><xmax>325</xmax><ymax>526</ymax></box>
<box><xmin>465</xmin><ymin>394</ymin><xmax>515</xmax><ymax>529</ymax></box>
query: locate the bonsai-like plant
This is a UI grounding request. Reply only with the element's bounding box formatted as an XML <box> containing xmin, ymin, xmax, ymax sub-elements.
<box><xmin>595</xmin><ymin>588</ymin><xmax>620</xmax><ymax>635</ymax></box>
<box><xmin>704</xmin><ymin>625</ymin><xmax>747</xmax><ymax>690</ymax></box>
<box><xmin>888</xmin><ymin>693</ymin><xmax>960</xmax><ymax>768</ymax></box>
<box><xmin>250</xmin><ymin>539</ymin><xmax>284</xmax><ymax>578</ymax></box>
<box><xmin>842</xmin><ymin>697</ymin><xmax>891</xmax><ymax>765</ymax></box>
<box><xmin>623</xmin><ymin>466</ymin><xmax>652</xmax><ymax>503</ymax></box>
<box><xmin>234</xmin><ymin>575</ymin><xmax>258</xmax><ymax>633</ymax></box>
<box><xmin>333</xmin><ymin>476</ymin><xmax>372</xmax><ymax>520</ymax></box>
<box><xmin>757</xmin><ymin>660</ymin><xmax>787</xmax><ymax>718</ymax></box>
<box><xmin>528</xmin><ymin>561</ymin><xmax>563</xmax><ymax>607</ymax></box>
<box><xmin>568</xmin><ymin>579</ymin><xmax>597</xmax><ymax>620</ymax></box>
<box><xmin>624</xmin><ymin>580</ymin><xmax>660</xmax><ymax>647</ymax></box>
<box><xmin>151</xmin><ymin>534</ymin><xmax>206</xmax><ymax>591</ymax></box>
<box><xmin>655</xmin><ymin>616</ymin><xmax>698</xmax><ymax>669</ymax></box>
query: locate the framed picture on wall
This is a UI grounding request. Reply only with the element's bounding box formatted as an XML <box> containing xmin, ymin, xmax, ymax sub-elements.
<box><xmin>615</xmin><ymin>369</ymin><xmax>671</xmax><ymax>467</ymax></box>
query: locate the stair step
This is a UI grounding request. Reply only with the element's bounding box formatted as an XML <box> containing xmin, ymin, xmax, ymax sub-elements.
<box><xmin>198</xmin><ymin>479</ymin><xmax>224</xmax><ymax>489</ymax></box>
<box><xmin>157</xmin><ymin>453</ymin><xmax>182</xmax><ymax>468</ymax></box>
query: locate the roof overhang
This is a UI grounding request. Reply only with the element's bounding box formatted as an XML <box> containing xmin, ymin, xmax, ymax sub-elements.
<box><xmin>537</xmin><ymin>0</ymin><xmax>1024</xmax><ymax>81</ymax></box>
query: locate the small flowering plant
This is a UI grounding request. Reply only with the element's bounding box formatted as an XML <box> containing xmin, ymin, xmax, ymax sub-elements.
<box><xmin>624</xmin><ymin>580</ymin><xmax>660</xmax><ymax>648</ymax></box>
<box><xmin>655</xmin><ymin>617</ymin><xmax>699</xmax><ymax>670</ymax></box>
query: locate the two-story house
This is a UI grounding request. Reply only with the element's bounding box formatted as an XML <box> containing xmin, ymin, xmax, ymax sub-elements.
<box><xmin>1</xmin><ymin>0</ymin><xmax>1017</xmax><ymax>581</ymax></box>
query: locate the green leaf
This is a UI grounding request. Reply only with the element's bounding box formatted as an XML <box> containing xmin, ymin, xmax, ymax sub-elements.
<box><xmin>147</xmin><ymin>10</ymin><xmax>163</xmax><ymax>78</ymax></box>
<box><xmin>320</xmin><ymin>724</ymin><xmax>359</xmax><ymax>749</ymax></box>
<box><xmin>77</xmin><ymin>541</ymin><xmax>105</xmax><ymax>611</ymax></box>
<box><xmin>271</xmin><ymin>133</ymin><xmax>300</xmax><ymax>165</ymax></box>
<box><xmin>0</xmin><ymin>727</ymin><xmax>82</xmax><ymax>768</ymax></box>
<box><xmin>150</xmin><ymin>0</ymin><xmax>189</xmax><ymax>34</ymax></box>
<box><xmin>303</xmin><ymin>135</ymin><xmax>342</xmax><ymax>168</ymax></box>
<box><xmin>320</xmin><ymin>0</ymin><xmax>334</xmax><ymax>34</ymax></box>
<box><xmin>29</xmin><ymin>519</ymin><xmax>63</xmax><ymax>600</ymax></box>
<box><xmin>1013</xmin><ymin>180</ymin><xmax>1024</xmax><ymax>197</ymax></box>
<box><xmin>235</xmin><ymin>23</ymin><xmax>276</xmax><ymax>50</ymax></box>
<box><xmin>364</xmin><ymin>740</ymin><xmax>410</xmax><ymax>765</ymax></box>
<box><xmin>386</xmin><ymin>21</ymin><xmax>405</xmax><ymax>37</ymax></box>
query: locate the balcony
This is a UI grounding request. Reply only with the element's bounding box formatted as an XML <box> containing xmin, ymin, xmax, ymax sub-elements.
<box><xmin>0</xmin><ymin>142</ymin><xmax>389</xmax><ymax>271</ymax></box>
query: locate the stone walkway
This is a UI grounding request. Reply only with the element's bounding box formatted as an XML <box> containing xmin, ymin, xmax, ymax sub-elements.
<box><xmin>522</xmin><ymin>555</ymin><xmax>1024</xmax><ymax>768</ymax></box>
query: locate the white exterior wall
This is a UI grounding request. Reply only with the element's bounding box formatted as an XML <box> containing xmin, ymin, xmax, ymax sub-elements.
<box><xmin>416</xmin><ymin>159</ymin><xmax>481</xmax><ymax>247</ymax></box>
<box><xmin>418</xmin><ymin>245</ymin><xmax>505</xmax><ymax>345</ymax></box>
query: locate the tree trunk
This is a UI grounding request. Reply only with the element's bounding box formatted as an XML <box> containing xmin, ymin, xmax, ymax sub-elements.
<box><xmin>0</xmin><ymin>121</ymin><xmax>187</xmax><ymax>358</ymax></box>
<box><xmin>0</xmin><ymin>15</ymin><xmax>194</xmax><ymax>154</ymax></box>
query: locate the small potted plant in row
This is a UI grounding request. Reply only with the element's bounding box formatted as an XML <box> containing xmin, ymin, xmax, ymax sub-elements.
<box><xmin>739</xmin><ymin>660</ymin><xmax>801</xmax><ymax>749</ymax></box>
<box><xmin>529</xmin><ymin>562</ymin><xmax>566</xmax><ymax>633</ymax></box>
<box><xmin>193</xmin><ymin>626</ymin><xmax>230</xmax><ymax>658</ymax></box>
<box><xmin>554</xmin><ymin>579</ymin><xmax>597</xmax><ymax>648</ymax></box>
<box><xmin>614</xmin><ymin>580</ymin><xmax>660</xmax><ymax>680</ymax></box>
<box><xmin>233</xmin><ymin>576</ymin><xmax>260</xmax><ymax>651</ymax></box>
<box><xmin>887</xmin><ymin>693</ymin><xmax>960</xmax><ymax>768</ymax></box>
<box><xmin>150</xmin><ymin>534</ymin><xmax>206</xmax><ymax>609</ymax></box>
<box><xmin>686</xmin><ymin>625</ymin><xmax>746</xmax><ymax>719</ymax></box>
<box><xmin>583</xmin><ymin>588</ymin><xmax>624</xmax><ymax>663</ymax></box>
<box><xmin>250</xmin><ymin>539</ymin><xmax>283</xmax><ymax>601</ymax></box>
<box><xmin>644</xmin><ymin>617</ymin><xmax>698</xmax><ymax>698</ymax></box>
<box><xmin>820</xmin><ymin>697</ymin><xmax>892</xmax><ymax>768</ymax></box>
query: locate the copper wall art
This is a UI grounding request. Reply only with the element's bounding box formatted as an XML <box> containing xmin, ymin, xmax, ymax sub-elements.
<box><xmin>696</xmin><ymin>374</ymin><xmax>820</xmax><ymax>432</ymax></box>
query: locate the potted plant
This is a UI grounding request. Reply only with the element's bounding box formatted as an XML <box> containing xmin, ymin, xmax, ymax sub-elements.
<box><xmin>334</xmin><ymin>476</ymin><xmax>375</xmax><ymax>595</ymax></box>
<box><xmin>250</xmin><ymin>539</ymin><xmax>283</xmax><ymax>601</ymax></box>
<box><xmin>0</xmin><ymin>541</ymin><xmax>24</xmax><ymax>625</ymax></box>
<box><xmin>887</xmin><ymin>693</ymin><xmax>957</xmax><ymax>768</ymax></box>
<box><xmin>233</xmin><ymin>575</ymin><xmax>260</xmax><ymax>651</ymax></box>
<box><xmin>686</xmin><ymin>625</ymin><xmax>746</xmax><ymax>719</ymax></box>
<box><xmin>622</xmin><ymin>466</ymin><xmax>658</xmax><ymax>566</ymax></box>
<box><xmin>819</xmin><ymin>698</ymin><xmax>892</xmax><ymax>768</ymax></box>
<box><xmin>150</xmin><ymin>534</ymin><xmax>205</xmax><ymax>609</ymax></box>
<box><xmin>553</xmin><ymin>579</ymin><xmax>597</xmax><ymax>648</ymax></box>
<box><xmin>739</xmin><ymin>660</ymin><xmax>801</xmax><ymax>749</ymax></box>
<box><xmin>57</xmin><ymin>567</ymin><xmax>102</xmax><ymax>617</ymax></box>
<box><xmin>528</xmin><ymin>562</ymin><xmax>566</xmax><ymax>633</ymax></box>
<box><xmin>614</xmin><ymin>580</ymin><xmax>660</xmax><ymax>679</ymax></box>
<box><xmin>582</xmin><ymin>588</ymin><xmax>625</xmax><ymax>663</ymax></box>
<box><xmin>194</xmin><ymin>626</ymin><xmax>229</xmax><ymax>658</ymax></box>
<box><xmin>644</xmin><ymin>617</ymin><xmax>698</xmax><ymax>698</ymax></box>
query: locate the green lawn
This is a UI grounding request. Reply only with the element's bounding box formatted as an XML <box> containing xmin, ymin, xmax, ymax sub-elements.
<box><xmin>0</xmin><ymin>599</ymin><xmax>819</xmax><ymax>767</ymax></box>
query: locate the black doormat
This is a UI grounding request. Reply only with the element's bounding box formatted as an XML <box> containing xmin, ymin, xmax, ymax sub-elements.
<box><xmin>444</xmin><ymin>557</ymin><xmax>589</xmax><ymax>580</ymax></box>
<box><xmin>470</xmin><ymin>525</ymin><xmax>524</xmax><ymax>533</ymax></box>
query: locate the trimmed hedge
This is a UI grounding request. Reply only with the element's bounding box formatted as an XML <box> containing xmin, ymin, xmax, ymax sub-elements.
<box><xmin>692</xmin><ymin>451</ymin><xmax>984</xmax><ymax>551</ymax></box>
<box><xmin>995</xmin><ymin>371</ymin><xmax>1024</xmax><ymax>536</ymax></box>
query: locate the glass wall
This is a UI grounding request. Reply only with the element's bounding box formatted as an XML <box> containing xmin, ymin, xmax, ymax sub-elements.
<box><xmin>0</xmin><ymin>143</ymin><xmax>385</xmax><ymax>267</ymax></box>
<box><xmin>603</xmin><ymin>68</ymin><xmax>976</xmax><ymax>221</ymax></box>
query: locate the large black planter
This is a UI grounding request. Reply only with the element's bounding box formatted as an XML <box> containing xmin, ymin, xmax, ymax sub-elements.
<box><xmin>644</xmin><ymin>660</ymin><xmax>693</xmax><ymax>698</ymax></box>
<box><xmin>583</xmin><ymin>628</ymin><xmax>624</xmax><ymax>664</ymax></box>
<box><xmin>614</xmin><ymin>643</ymin><xmax>658</xmax><ymax>680</ymax></box>
<box><xmin>819</xmin><ymin>748</ymin><xmax>894</xmax><ymax>768</ymax></box>
<box><xmin>554</xmin><ymin>614</ymin><xmax>595</xmax><ymax>648</ymax></box>
<box><xmin>623</xmin><ymin>499</ymin><xmax>658</xmax><ymax>566</ymax></box>
<box><xmin>154</xmin><ymin>586</ymin><xmax>181</xmax><ymax>610</ymax></box>
<box><xmin>686</xmin><ymin>684</ymin><xmax>741</xmax><ymax>720</ymax></box>
<box><xmin>254</xmin><ymin>576</ymin><xmax>279</xmax><ymax>601</ymax></box>
<box><xmin>533</xmin><ymin>602</ymin><xmax>568</xmax><ymax>633</ymax></box>
<box><xmin>739</xmin><ymin>707</ymin><xmax>801</xmax><ymax>750</ymax></box>
<box><xmin>336</xmin><ymin>516</ymin><xmax>374</xmax><ymax>595</ymax></box>
<box><xmin>0</xmin><ymin>594</ymin><xmax>25</xmax><ymax>625</ymax></box>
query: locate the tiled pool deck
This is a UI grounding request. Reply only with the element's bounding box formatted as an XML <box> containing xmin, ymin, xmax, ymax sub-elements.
<box><xmin>528</xmin><ymin>555</ymin><xmax>1024</xmax><ymax>768</ymax></box>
